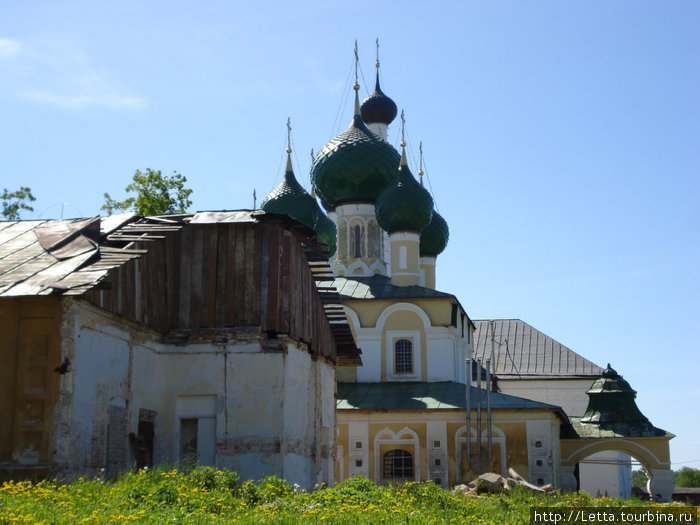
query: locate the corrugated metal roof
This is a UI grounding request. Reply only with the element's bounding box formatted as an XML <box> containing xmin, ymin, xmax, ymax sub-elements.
<box><xmin>337</xmin><ymin>381</ymin><xmax>564</xmax><ymax>412</ymax></box>
<box><xmin>473</xmin><ymin>319</ymin><xmax>602</xmax><ymax>379</ymax></box>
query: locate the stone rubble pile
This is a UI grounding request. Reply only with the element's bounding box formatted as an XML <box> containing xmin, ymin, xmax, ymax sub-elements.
<box><xmin>454</xmin><ymin>468</ymin><xmax>558</xmax><ymax>495</ymax></box>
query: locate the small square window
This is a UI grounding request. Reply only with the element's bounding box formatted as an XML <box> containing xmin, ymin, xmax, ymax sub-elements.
<box><xmin>536</xmin><ymin>459</ymin><xmax>543</xmax><ymax>467</ymax></box>
<box><xmin>537</xmin><ymin>478</ymin><xmax>544</xmax><ymax>485</ymax></box>
<box><xmin>355</xmin><ymin>459</ymin><xmax>363</xmax><ymax>468</ymax></box>
<box><xmin>534</xmin><ymin>440</ymin><xmax>543</xmax><ymax>448</ymax></box>
<box><xmin>433</xmin><ymin>440</ymin><xmax>441</xmax><ymax>448</ymax></box>
<box><xmin>434</xmin><ymin>458</ymin><xmax>441</xmax><ymax>467</ymax></box>
<box><xmin>355</xmin><ymin>441</ymin><xmax>362</xmax><ymax>449</ymax></box>
<box><xmin>434</xmin><ymin>478</ymin><xmax>442</xmax><ymax>485</ymax></box>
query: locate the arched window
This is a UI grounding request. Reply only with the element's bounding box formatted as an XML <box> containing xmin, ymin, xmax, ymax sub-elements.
<box><xmin>394</xmin><ymin>339</ymin><xmax>413</xmax><ymax>374</ymax></box>
<box><xmin>354</xmin><ymin>225</ymin><xmax>361</xmax><ymax>257</ymax></box>
<box><xmin>383</xmin><ymin>449</ymin><xmax>413</xmax><ymax>480</ymax></box>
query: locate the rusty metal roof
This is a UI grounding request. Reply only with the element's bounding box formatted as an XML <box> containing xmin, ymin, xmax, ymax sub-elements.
<box><xmin>0</xmin><ymin>216</ymin><xmax>157</xmax><ymax>296</ymax></box>
<box><xmin>473</xmin><ymin>319</ymin><xmax>602</xmax><ymax>379</ymax></box>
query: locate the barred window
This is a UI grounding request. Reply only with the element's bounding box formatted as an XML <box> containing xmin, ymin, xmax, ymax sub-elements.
<box><xmin>383</xmin><ymin>449</ymin><xmax>413</xmax><ymax>480</ymax></box>
<box><xmin>394</xmin><ymin>339</ymin><xmax>413</xmax><ymax>374</ymax></box>
<box><xmin>354</xmin><ymin>225</ymin><xmax>361</xmax><ymax>257</ymax></box>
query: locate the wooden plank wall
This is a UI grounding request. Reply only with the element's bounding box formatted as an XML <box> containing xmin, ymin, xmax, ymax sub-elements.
<box><xmin>84</xmin><ymin>222</ymin><xmax>334</xmax><ymax>360</ymax></box>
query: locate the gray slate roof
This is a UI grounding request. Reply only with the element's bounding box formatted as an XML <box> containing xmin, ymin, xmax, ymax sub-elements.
<box><xmin>337</xmin><ymin>381</ymin><xmax>565</xmax><ymax>415</ymax></box>
<box><xmin>473</xmin><ymin>319</ymin><xmax>602</xmax><ymax>379</ymax></box>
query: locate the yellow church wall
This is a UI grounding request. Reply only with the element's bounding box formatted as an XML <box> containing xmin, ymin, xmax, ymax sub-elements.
<box><xmin>338</xmin><ymin>410</ymin><xmax>559</xmax><ymax>487</ymax></box>
<box><xmin>336</xmin><ymin>366</ymin><xmax>357</xmax><ymax>382</ymax></box>
<box><xmin>560</xmin><ymin>435</ymin><xmax>672</xmax><ymax>471</ymax></box>
<box><xmin>342</xmin><ymin>298</ymin><xmax>464</xmax><ymax>384</ymax></box>
<box><xmin>336</xmin><ymin>420</ymin><xmax>349</xmax><ymax>481</ymax></box>
<box><xmin>344</xmin><ymin>298</ymin><xmax>453</xmax><ymax>330</ymax></box>
<box><xmin>498</xmin><ymin>421</ymin><xmax>530</xmax><ymax>480</ymax></box>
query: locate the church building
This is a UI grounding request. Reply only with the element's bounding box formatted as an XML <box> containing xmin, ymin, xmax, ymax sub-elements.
<box><xmin>260</xmin><ymin>50</ymin><xmax>674</xmax><ymax>501</ymax></box>
<box><xmin>0</xmin><ymin>44</ymin><xmax>675</xmax><ymax>501</ymax></box>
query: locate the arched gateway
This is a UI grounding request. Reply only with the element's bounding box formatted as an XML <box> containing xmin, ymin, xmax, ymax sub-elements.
<box><xmin>558</xmin><ymin>365</ymin><xmax>674</xmax><ymax>501</ymax></box>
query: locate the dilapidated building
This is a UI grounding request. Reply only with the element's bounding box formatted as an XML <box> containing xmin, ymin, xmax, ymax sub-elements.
<box><xmin>0</xmin><ymin>211</ymin><xmax>358</xmax><ymax>487</ymax></box>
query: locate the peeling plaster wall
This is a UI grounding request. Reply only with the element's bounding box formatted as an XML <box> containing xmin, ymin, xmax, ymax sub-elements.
<box><xmin>55</xmin><ymin>299</ymin><xmax>148</xmax><ymax>477</ymax></box>
<box><xmin>54</xmin><ymin>299</ymin><xmax>335</xmax><ymax>487</ymax></box>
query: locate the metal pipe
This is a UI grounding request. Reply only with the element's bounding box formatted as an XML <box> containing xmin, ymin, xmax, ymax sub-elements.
<box><xmin>465</xmin><ymin>356</ymin><xmax>471</xmax><ymax>478</ymax></box>
<box><xmin>476</xmin><ymin>358</ymin><xmax>482</xmax><ymax>471</ymax></box>
<box><xmin>486</xmin><ymin>357</ymin><xmax>492</xmax><ymax>464</ymax></box>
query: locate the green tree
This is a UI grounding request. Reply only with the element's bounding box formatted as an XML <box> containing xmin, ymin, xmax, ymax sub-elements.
<box><xmin>632</xmin><ymin>469</ymin><xmax>648</xmax><ymax>488</ymax></box>
<box><xmin>2</xmin><ymin>186</ymin><xmax>36</xmax><ymax>220</ymax></box>
<box><xmin>102</xmin><ymin>169</ymin><xmax>192</xmax><ymax>216</ymax></box>
<box><xmin>675</xmin><ymin>467</ymin><xmax>700</xmax><ymax>488</ymax></box>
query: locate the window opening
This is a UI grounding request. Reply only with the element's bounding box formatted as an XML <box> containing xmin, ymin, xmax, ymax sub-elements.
<box><xmin>354</xmin><ymin>225</ymin><xmax>361</xmax><ymax>257</ymax></box>
<box><xmin>394</xmin><ymin>339</ymin><xmax>413</xmax><ymax>374</ymax></box>
<box><xmin>382</xmin><ymin>449</ymin><xmax>413</xmax><ymax>480</ymax></box>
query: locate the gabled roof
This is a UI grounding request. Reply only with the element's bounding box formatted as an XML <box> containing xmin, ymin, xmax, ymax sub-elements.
<box><xmin>473</xmin><ymin>319</ymin><xmax>602</xmax><ymax>379</ymax></box>
<box><xmin>337</xmin><ymin>381</ymin><xmax>566</xmax><ymax>419</ymax></box>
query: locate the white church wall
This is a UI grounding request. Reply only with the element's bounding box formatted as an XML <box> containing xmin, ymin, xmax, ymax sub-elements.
<box><xmin>318</xmin><ymin>358</ymin><xmax>336</xmax><ymax>486</ymax></box>
<box><xmin>578</xmin><ymin>451</ymin><xmax>632</xmax><ymax>499</ymax></box>
<box><xmin>57</xmin><ymin>300</ymin><xmax>135</xmax><ymax>476</ymax></box>
<box><xmin>496</xmin><ymin>378</ymin><xmax>594</xmax><ymax>416</ymax></box>
<box><xmin>526</xmin><ymin>419</ymin><xmax>556</xmax><ymax>486</ymax></box>
<box><xmin>281</xmin><ymin>341</ymin><xmax>318</xmax><ymax>487</ymax></box>
<box><xmin>56</xmin><ymin>299</ymin><xmax>335</xmax><ymax>488</ymax></box>
<box><xmin>144</xmin><ymin>343</ymin><xmax>227</xmax><ymax>467</ymax></box>
<box><xmin>425</xmin><ymin>328</ymin><xmax>459</xmax><ymax>382</ymax></box>
<box><xmin>355</xmin><ymin>330</ymin><xmax>382</xmax><ymax>383</ymax></box>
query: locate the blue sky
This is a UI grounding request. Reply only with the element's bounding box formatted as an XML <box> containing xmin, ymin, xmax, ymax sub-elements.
<box><xmin>2</xmin><ymin>1</ymin><xmax>698</xmax><ymax>470</ymax></box>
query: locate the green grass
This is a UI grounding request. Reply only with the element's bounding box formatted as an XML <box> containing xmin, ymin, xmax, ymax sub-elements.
<box><xmin>0</xmin><ymin>466</ymin><xmax>669</xmax><ymax>524</ymax></box>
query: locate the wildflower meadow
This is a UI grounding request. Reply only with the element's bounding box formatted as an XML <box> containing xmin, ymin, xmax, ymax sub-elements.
<box><xmin>0</xmin><ymin>466</ymin><xmax>676</xmax><ymax>524</ymax></box>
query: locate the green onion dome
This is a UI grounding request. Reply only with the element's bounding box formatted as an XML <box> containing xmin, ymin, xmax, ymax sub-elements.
<box><xmin>311</xmin><ymin>87</ymin><xmax>400</xmax><ymax>207</ymax></box>
<box><xmin>419</xmin><ymin>210</ymin><xmax>449</xmax><ymax>256</ymax></box>
<box><xmin>261</xmin><ymin>154</ymin><xmax>337</xmax><ymax>256</ymax></box>
<box><xmin>376</xmin><ymin>147</ymin><xmax>433</xmax><ymax>233</ymax></box>
<box><xmin>313</xmin><ymin>210</ymin><xmax>337</xmax><ymax>257</ymax></box>
<box><xmin>361</xmin><ymin>72</ymin><xmax>398</xmax><ymax>126</ymax></box>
